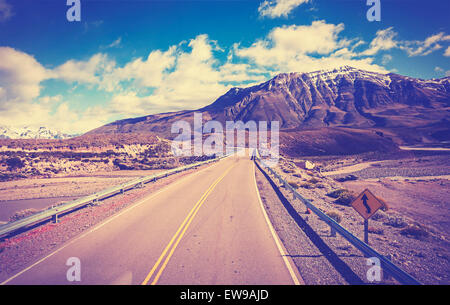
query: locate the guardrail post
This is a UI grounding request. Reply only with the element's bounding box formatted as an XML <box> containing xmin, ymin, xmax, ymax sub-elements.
<box><xmin>52</xmin><ymin>213</ymin><xmax>59</xmax><ymax>223</ymax></box>
<box><xmin>384</xmin><ymin>254</ymin><xmax>393</xmax><ymax>281</ymax></box>
<box><xmin>330</xmin><ymin>222</ymin><xmax>336</xmax><ymax>237</ymax></box>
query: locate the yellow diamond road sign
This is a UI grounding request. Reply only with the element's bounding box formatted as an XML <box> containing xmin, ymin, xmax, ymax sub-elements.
<box><xmin>351</xmin><ymin>189</ymin><xmax>384</xmax><ymax>220</ymax></box>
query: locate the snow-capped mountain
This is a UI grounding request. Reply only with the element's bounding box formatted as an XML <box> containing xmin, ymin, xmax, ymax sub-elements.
<box><xmin>201</xmin><ymin>65</ymin><xmax>450</xmax><ymax>129</ymax></box>
<box><xmin>88</xmin><ymin>66</ymin><xmax>450</xmax><ymax>135</ymax></box>
<box><xmin>0</xmin><ymin>125</ymin><xmax>77</xmax><ymax>139</ymax></box>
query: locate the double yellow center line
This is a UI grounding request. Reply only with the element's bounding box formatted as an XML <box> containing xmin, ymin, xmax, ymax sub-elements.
<box><xmin>141</xmin><ymin>163</ymin><xmax>236</xmax><ymax>285</ymax></box>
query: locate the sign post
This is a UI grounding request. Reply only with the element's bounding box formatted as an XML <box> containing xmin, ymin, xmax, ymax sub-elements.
<box><xmin>364</xmin><ymin>219</ymin><xmax>369</xmax><ymax>244</ymax></box>
<box><xmin>350</xmin><ymin>189</ymin><xmax>387</xmax><ymax>245</ymax></box>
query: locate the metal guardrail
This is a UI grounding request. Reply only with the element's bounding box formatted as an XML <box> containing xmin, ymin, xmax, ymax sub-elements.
<box><xmin>254</xmin><ymin>155</ymin><xmax>421</xmax><ymax>285</ymax></box>
<box><xmin>0</xmin><ymin>153</ymin><xmax>232</xmax><ymax>238</ymax></box>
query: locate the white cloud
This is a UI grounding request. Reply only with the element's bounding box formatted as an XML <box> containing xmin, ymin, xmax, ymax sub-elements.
<box><xmin>362</xmin><ymin>27</ymin><xmax>398</xmax><ymax>56</ymax></box>
<box><xmin>0</xmin><ymin>48</ymin><xmax>111</xmax><ymax>133</ymax></box>
<box><xmin>107</xmin><ymin>37</ymin><xmax>122</xmax><ymax>48</ymax></box>
<box><xmin>0</xmin><ymin>47</ymin><xmax>49</xmax><ymax>111</ymax></box>
<box><xmin>382</xmin><ymin>54</ymin><xmax>393</xmax><ymax>65</ymax></box>
<box><xmin>402</xmin><ymin>32</ymin><xmax>450</xmax><ymax>56</ymax></box>
<box><xmin>360</xmin><ymin>28</ymin><xmax>450</xmax><ymax>58</ymax></box>
<box><xmin>0</xmin><ymin>0</ymin><xmax>13</xmax><ymax>22</ymax></box>
<box><xmin>104</xmin><ymin>46</ymin><xmax>177</xmax><ymax>91</ymax></box>
<box><xmin>258</xmin><ymin>0</ymin><xmax>310</xmax><ymax>18</ymax></box>
<box><xmin>53</xmin><ymin>53</ymin><xmax>116</xmax><ymax>86</ymax></box>
<box><xmin>234</xmin><ymin>21</ymin><xmax>387</xmax><ymax>74</ymax></box>
<box><xmin>106</xmin><ymin>34</ymin><xmax>268</xmax><ymax>117</ymax></box>
<box><xmin>444</xmin><ymin>46</ymin><xmax>450</xmax><ymax>57</ymax></box>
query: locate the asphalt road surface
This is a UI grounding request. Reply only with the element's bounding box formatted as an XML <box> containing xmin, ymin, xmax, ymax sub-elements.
<box><xmin>2</xmin><ymin>154</ymin><xmax>301</xmax><ymax>285</ymax></box>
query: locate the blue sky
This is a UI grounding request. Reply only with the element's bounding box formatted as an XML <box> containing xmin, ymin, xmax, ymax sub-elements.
<box><xmin>0</xmin><ymin>0</ymin><xmax>449</xmax><ymax>133</ymax></box>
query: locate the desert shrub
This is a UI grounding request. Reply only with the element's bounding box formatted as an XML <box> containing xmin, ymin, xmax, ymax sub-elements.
<box><xmin>400</xmin><ymin>224</ymin><xmax>429</xmax><ymax>240</ymax></box>
<box><xmin>383</xmin><ymin>215</ymin><xmax>408</xmax><ymax>228</ymax></box>
<box><xmin>377</xmin><ymin>197</ymin><xmax>389</xmax><ymax>211</ymax></box>
<box><xmin>287</xmin><ymin>180</ymin><xmax>300</xmax><ymax>189</ymax></box>
<box><xmin>326</xmin><ymin>189</ymin><xmax>348</xmax><ymax>198</ymax></box>
<box><xmin>368</xmin><ymin>226</ymin><xmax>384</xmax><ymax>235</ymax></box>
<box><xmin>333</xmin><ymin>190</ymin><xmax>355</xmax><ymax>206</ymax></box>
<box><xmin>326</xmin><ymin>210</ymin><xmax>342</xmax><ymax>223</ymax></box>
<box><xmin>299</xmin><ymin>182</ymin><xmax>314</xmax><ymax>189</ymax></box>
<box><xmin>371</xmin><ymin>209</ymin><xmax>389</xmax><ymax>221</ymax></box>
<box><xmin>282</xmin><ymin>167</ymin><xmax>295</xmax><ymax>174</ymax></box>
<box><xmin>335</xmin><ymin>175</ymin><xmax>358</xmax><ymax>182</ymax></box>
<box><xmin>6</xmin><ymin>157</ymin><xmax>25</xmax><ymax>170</ymax></box>
<box><xmin>308</xmin><ymin>177</ymin><xmax>321</xmax><ymax>184</ymax></box>
<box><xmin>9</xmin><ymin>208</ymin><xmax>39</xmax><ymax>222</ymax></box>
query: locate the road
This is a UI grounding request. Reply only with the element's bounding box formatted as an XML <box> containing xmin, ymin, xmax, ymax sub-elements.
<box><xmin>2</xmin><ymin>154</ymin><xmax>301</xmax><ymax>285</ymax></box>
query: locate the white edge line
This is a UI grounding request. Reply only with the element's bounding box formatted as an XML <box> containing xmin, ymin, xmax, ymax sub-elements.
<box><xmin>1</xmin><ymin>159</ymin><xmax>224</xmax><ymax>285</ymax></box>
<box><xmin>252</xmin><ymin>161</ymin><xmax>304</xmax><ymax>285</ymax></box>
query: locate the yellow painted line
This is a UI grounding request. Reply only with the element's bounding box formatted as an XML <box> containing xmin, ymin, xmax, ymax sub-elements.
<box><xmin>141</xmin><ymin>163</ymin><xmax>236</xmax><ymax>285</ymax></box>
<box><xmin>0</xmin><ymin>158</ymin><xmax>226</xmax><ymax>286</ymax></box>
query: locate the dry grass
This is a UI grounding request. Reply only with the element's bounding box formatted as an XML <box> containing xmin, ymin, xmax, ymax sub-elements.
<box><xmin>9</xmin><ymin>208</ymin><xmax>40</xmax><ymax>222</ymax></box>
<box><xmin>400</xmin><ymin>224</ymin><xmax>430</xmax><ymax>240</ymax></box>
<box><xmin>326</xmin><ymin>210</ymin><xmax>342</xmax><ymax>223</ymax></box>
<box><xmin>326</xmin><ymin>188</ymin><xmax>356</xmax><ymax>206</ymax></box>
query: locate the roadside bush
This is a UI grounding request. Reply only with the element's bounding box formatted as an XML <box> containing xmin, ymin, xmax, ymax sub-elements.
<box><xmin>9</xmin><ymin>208</ymin><xmax>39</xmax><ymax>222</ymax></box>
<box><xmin>326</xmin><ymin>189</ymin><xmax>348</xmax><ymax>198</ymax></box>
<box><xmin>400</xmin><ymin>224</ymin><xmax>430</xmax><ymax>240</ymax></box>
<box><xmin>299</xmin><ymin>182</ymin><xmax>314</xmax><ymax>189</ymax></box>
<box><xmin>368</xmin><ymin>226</ymin><xmax>384</xmax><ymax>235</ymax></box>
<box><xmin>335</xmin><ymin>175</ymin><xmax>358</xmax><ymax>182</ymax></box>
<box><xmin>326</xmin><ymin>188</ymin><xmax>356</xmax><ymax>206</ymax></box>
<box><xmin>334</xmin><ymin>192</ymin><xmax>355</xmax><ymax>206</ymax></box>
<box><xmin>6</xmin><ymin>157</ymin><xmax>25</xmax><ymax>171</ymax></box>
<box><xmin>287</xmin><ymin>180</ymin><xmax>300</xmax><ymax>189</ymax></box>
<box><xmin>383</xmin><ymin>215</ymin><xmax>408</xmax><ymax>228</ymax></box>
<box><xmin>308</xmin><ymin>177</ymin><xmax>321</xmax><ymax>184</ymax></box>
<box><xmin>371</xmin><ymin>209</ymin><xmax>389</xmax><ymax>221</ymax></box>
<box><xmin>326</xmin><ymin>210</ymin><xmax>342</xmax><ymax>223</ymax></box>
<box><xmin>282</xmin><ymin>167</ymin><xmax>295</xmax><ymax>174</ymax></box>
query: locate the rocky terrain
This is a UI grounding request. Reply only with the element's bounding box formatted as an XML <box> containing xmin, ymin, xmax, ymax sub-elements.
<box><xmin>255</xmin><ymin>156</ymin><xmax>450</xmax><ymax>284</ymax></box>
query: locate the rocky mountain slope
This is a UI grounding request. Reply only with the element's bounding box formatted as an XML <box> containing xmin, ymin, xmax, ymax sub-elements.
<box><xmin>90</xmin><ymin>66</ymin><xmax>449</xmax><ymax>136</ymax></box>
<box><xmin>86</xmin><ymin>66</ymin><xmax>450</xmax><ymax>154</ymax></box>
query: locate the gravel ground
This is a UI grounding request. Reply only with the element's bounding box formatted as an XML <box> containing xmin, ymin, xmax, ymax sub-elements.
<box><xmin>0</xmin><ymin>163</ymin><xmax>212</xmax><ymax>283</ymax></box>
<box><xmin>255</xmin><ymin>160</ymin><xmax>450</xmax><ymax>285</ymax></box>
<box><xmin>0</xmin><ymin>170</ymin><xmax>163</xmax><ymax>201</ymax></box>
<box><xmin>325</xmin><ymin>155</ymin><xmax>450</xmax><ymax>180</ymax></box>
